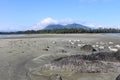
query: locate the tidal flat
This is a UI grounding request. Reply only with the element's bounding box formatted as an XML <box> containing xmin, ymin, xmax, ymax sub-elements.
<box><xmin>0</xmin><ymin>34</ymin><xmax>120</xmax><ymax>80</ymax></box>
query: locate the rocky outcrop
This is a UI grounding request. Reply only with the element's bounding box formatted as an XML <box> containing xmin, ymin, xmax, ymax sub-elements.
<box><xmin>43</xmin><ymin>50</ymin><xmax>120</xmax><ymax>73</ymax></box>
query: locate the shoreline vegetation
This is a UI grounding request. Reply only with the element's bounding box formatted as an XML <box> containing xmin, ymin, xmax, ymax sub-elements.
<box><xmin>0</xmin><ymin>28</ymin><xmax>120</xmax><ymax>34</ymax></box>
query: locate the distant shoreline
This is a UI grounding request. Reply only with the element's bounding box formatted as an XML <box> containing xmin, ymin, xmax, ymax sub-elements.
<box><xmin>0</xmin><ymin>33</ymin><xmax>119</xmax><ymax>38</ymax></box>
<box><xmin>0</xmin><ymin>33</ymin><xmax>119</xmax><ymax>39</ymax></box>
<box><xmin>0</xmin><ymin>34</ymin><xmax>26</xmax><ymax>38</ymax></box>
<box><xmin>104</xmin><ymin>33</ymin><xmax>120</xmax><ymax>37</ymax></box>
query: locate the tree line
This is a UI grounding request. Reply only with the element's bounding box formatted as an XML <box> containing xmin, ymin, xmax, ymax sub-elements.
<box><xmin>0</xmin><ymin>28</ymin><xmax>120</xmax><ymax>34</ymax></box>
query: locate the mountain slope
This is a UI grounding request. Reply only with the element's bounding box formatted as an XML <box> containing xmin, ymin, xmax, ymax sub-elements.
<box><xmin>65</xmin><ymin>23</ymin><xmax>90</xmax><ymax>29</ymax></box>
<box><xmin>44</xmin><ymin>23</ymin><xmax>90</xmax><ymax>30</ymax></box>
<box><xmin>44</xmin><ymin>24</ymin><xmax>64</xmax><ymax>30</ymax></box>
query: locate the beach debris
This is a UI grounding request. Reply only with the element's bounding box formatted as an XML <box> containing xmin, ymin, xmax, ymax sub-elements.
<box><xmin>52</xmin><ymin>41</ymin><xmax>56</xmax><ymax>44</ymax></box>
<box><xmin>95</xmin><ymin>45</ymin><xmax>99</xmax><ymax>47</ymax></box>
<box><xmin>77</xmin><ymin>39</ymin><xmax>80</xmax><ymax>42</ymax></box>
<box><xmin>68</xmin><ymin>40</ymin><xmax>72</xmax><ymax>42</ymax></box>
<box><xmin>73</xmin><ymin>40</ymin><xmax>77</xmax><ymax>42</ymax></box>
<box><xmin>77</xmin><ymin>44</ymin><xmax>81</xmax><ymax>47</ymax></box>
<box><xmin>109</xmin><ymin>42</ymin><xmax>114</xmax><ymax>44</ymax></box>
<box><xmin>99</xmin><ymin>46</ymin><xmax>105</xmax><ymax>50</ymax></box>
<box><xmin>80</xmin><ymin>45</ymin><xmax>96</xmax><ymax>52</ymax></box>
<box><xmin>55</xmin><ymin>74</ymin><xmax>62</xmax><ymax>80</ymax></box>
<box><xmin>115</xmin><ymin>45</ymin><xmax>120</xmax><ymax>48</ymax></box>
<box><xmin>92</xmin><ymin>45</ymin><xmax>96</xmax><ymax>48</ymax></box>
<box><xmin>70</xmin><ymin>42</ymin><xmax>74</xmax><ymax>45</ymax></box>
<box><xmin>100</xmin><ymin>42</ymin><xmax>105</xmax><ymax>45</ymax></box>
<box><xmin>108</xmin><ymin>46</ymin><xmax>118</xmax><ymax>52</ymax></box>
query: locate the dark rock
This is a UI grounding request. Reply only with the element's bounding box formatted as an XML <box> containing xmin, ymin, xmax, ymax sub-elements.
<box><xmin>116</xmin><ymin>74</ymin><xmax>120</xmax><ymax>80</ymax></box>
<box><xmin>43</xmin><ymin>48</ymin><xmax>48</xmax><ymax>51</ymax></box>
<box><xmin>55</xmin><ymin>74</ymin><xmax>62</xmax><ymax>80</ymax></box>
<box><xmin>114</xmin><ymin>50</ymin><xmax>120</xmax><ymax>60</ymax></box>
<box><xmin>81</xmin><ymin>45</ymin><xmax>96</xmax><ymax>52</ymax></box>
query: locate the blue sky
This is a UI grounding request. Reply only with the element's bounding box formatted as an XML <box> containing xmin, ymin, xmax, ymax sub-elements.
<box><xmin>0</xmin><ymin>0</ymin><xmax>120</xmax><ymax>31</ymax></box>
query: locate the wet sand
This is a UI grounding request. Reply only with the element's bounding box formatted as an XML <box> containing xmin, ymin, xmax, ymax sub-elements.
<box><xmin>0</xmin><ymin>34</ymin><xmax>120</xmax><ymax>80</ymax></box>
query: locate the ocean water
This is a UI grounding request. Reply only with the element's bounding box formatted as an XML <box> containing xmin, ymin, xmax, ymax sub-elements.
<box><xmin>0</xmin><ymin>34</ymin><xmax>26</xmax><ymax>38</ymax></box>
<box><xmin>105</xmin><ymin>33</ymin><xmax>120</xmax><ymax>37</ymax></box>
<box><xmin>0</xmin><ymin>33</ymin><xmax>120</xmax><ymax>38</ymax></box>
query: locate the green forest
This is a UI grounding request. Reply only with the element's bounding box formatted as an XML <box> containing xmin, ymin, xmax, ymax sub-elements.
<box><xmin>0</xmin><ymin>28</ymin><xmax>120</xmax><ymax>34</ymax></box>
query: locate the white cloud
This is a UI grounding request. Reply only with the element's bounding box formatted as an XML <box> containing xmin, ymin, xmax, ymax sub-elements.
<box><xmin>104</xmin><ymin>24</ymin><xmax>120</xmax><ymax>29</ymax></box>
<box><xmin>32</xmin><ymin>18</ymin><xmax>58</xmax><ymax>30</ymax></box>
<box><xmin>31</xmin><ymin>18</ymin><xmax>74</xmax><ymax>30</ymax></box>
<box><xmin>83</xmin><ymin>23</ymin><xmax>100</xmax><ymax>28</ymax></box>
<box><xmin>0</xmin><ymin>18</ymin><xmax>74</xmax><ymax>31</ymax></box>
<box><xmin>31</xmin><ymin>17</ymin><xmax>110</xmax><ymax>30</ymax></box>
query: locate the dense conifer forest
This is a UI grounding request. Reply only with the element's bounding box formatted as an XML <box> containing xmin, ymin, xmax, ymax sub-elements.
<box><xmin>0</xmin><ymin>28</ymin><xmax>120</xmax><ymax>34</ymax></box>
